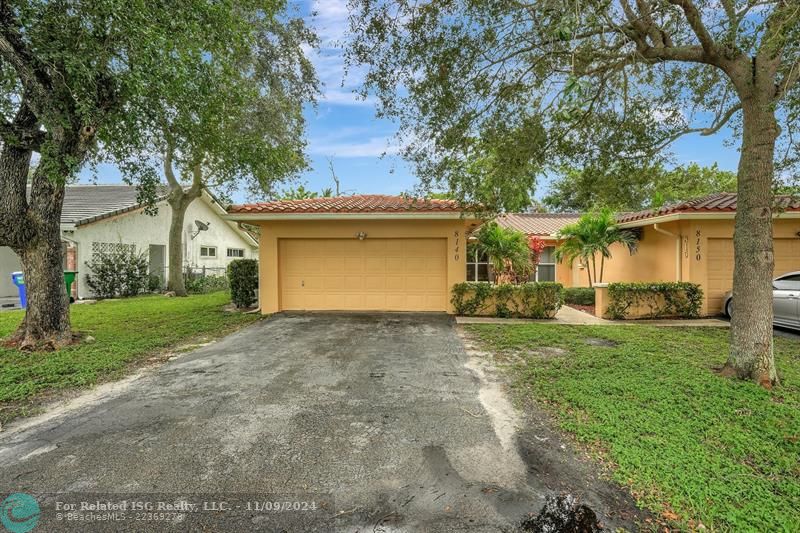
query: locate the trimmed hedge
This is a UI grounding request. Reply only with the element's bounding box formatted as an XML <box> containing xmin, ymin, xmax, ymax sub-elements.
<box><xmin>228</xmin><ymin>259</ymin><xmax>258</xmax><ymax>308</ymax></box>
<box><xmin>564</xmin><ymin>287</ymin><xmax>595</xmax><ymax>306</ymax></box>
<box><xmin>451</xmin><ymin>282</ymin><xmax>564</xmax><ymax>319</ymax></box>
<box><xmin>606</xmin><ymin>282</ymin><xmax>703</xmax><ymax>319</ymax></box>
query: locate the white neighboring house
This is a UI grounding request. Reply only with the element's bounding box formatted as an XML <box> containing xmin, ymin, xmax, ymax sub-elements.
<box><xmin>0</xmin><ymin>184</ymin><xmax>258</xmax><ymax>301</ymax></box>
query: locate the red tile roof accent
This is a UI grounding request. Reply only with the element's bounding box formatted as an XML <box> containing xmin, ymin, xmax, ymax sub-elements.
<box><xmin>617</xmin><ymin>192</ymin><xmax>800</xmax><ymax>224</ymax></box>
<box><xmin>495</xmin><ymin>213</ymin><xmax>581</xmax><ymax>236</ymax></box>
<box><xmin>228</xmin><ymin>194</ymin><xmax>463</xmax><ymax>214</ymax></box>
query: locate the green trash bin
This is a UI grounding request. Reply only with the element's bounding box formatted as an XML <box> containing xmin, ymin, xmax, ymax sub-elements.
<box><xmin>63</xmin><ymin>271</ymin><xmax>77</xmax><ymax>303</ymax></box>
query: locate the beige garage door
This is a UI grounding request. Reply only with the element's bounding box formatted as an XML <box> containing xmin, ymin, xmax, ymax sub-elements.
<box><xmin>279</xmin><ymin>238</ymin><xmax>448</xmax><ymax>311</ymax></box>
<box><xmin>707</xmin><ymin>238</ymin><xmax>800</xmax><ymax>312</ymax></box>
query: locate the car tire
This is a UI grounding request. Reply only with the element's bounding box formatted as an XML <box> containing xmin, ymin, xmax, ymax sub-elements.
<box><xmin>725</xmin><ymin>299</ymin><xmax>733</xmax><ymax>318</ymax></box>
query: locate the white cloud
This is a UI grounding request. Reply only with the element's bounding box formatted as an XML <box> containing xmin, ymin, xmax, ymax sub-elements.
<box><xmin>308</xmin><ymin>135</ymin><xmax>402</xmax><ymax>158</ymax></box>
<box><xmin>306</xmin><ymin>0</ymin><xmax>373</xmax><ymax>107</ymax></box>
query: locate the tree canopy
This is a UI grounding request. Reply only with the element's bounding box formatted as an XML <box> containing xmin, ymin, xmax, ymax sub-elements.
<box><xmin>346</xmin><ymin>0</ymin><xmax>799</xmax><ymax>210</ymax></box>
<box><xmin>543</xmin><ymin>163</ymin><xmax>738</xmax><ymax>212</ymax></box>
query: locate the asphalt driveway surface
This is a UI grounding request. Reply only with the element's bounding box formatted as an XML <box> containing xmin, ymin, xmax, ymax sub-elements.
<box><xmin>0</xmin><ymin>314</ymin><xmax>641</xmax><ymax>532</ymax></box>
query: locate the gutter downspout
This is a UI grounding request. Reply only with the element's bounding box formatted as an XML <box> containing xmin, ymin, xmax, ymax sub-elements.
<box><xmin>653</xmin><ymin>223</ymin><xmax>681</xmax><ymax>281</ymax></box>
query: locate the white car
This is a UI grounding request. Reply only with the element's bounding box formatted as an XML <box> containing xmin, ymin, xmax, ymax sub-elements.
<box><xmin>722</xmin><ymin>271</ymin><xmax>800</xmax><ymax>329</ymax></box>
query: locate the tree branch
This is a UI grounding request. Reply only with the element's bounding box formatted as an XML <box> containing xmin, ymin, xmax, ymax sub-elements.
<box><xmin>0</xmin><ymin>119</ymin><xmax>45</xmax><ymax>150</ymax></box>
<box><xmin>163</xmin><ymin>137</ymin><xmax>180</xmax><ymax>190</ymax></box>
<box><xmin>776</xmin><ymin>59</ymin><xmax>800</xmax><ymax>101</ymax></box>
<box><xmin>0</xmin><ymin>7</ymin><xmax>52</xmax><ymax>115</ymax></box>
<box><xmin>667</xmin><ymin>0</ymin><xmax>718</xmax><ymax>60</ymax></box>
<box><xmin>701</xmin><ymin>102</ymin><xmax>742</xmax><ymax>136</ymax></box>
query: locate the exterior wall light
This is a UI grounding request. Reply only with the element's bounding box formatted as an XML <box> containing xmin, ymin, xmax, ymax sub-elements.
<box><xmin>356</xmin><ymin>232</ymin><xmax>368</xmax><ymax>240</ymax></box>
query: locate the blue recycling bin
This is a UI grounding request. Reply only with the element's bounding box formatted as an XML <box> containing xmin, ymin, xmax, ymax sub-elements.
<box><xmin>11</xmin><ymin>271</ymin><xmax>26</xmax><ymax>309</ymax></box>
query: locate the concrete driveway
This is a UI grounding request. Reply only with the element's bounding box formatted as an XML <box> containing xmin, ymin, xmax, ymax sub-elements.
<box><xmin>0</xmin><ymin>314</ymin><xmax>640</xmax><ymax>532</ymax></box>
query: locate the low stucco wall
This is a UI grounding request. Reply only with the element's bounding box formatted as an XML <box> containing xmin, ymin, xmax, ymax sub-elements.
<box><xmin>594</xmin><ymin>284</ymin><xmax>682</xmax><ymax>320</ymax></box>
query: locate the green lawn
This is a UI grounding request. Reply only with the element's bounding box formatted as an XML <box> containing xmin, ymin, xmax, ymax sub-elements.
<box><xmin>0</xmin><ymin>292</ymin><xmax>259</xmax><ymax>423</ymax></box>
<box><xmin>466</xmin><ymin>324</ymin><xmax>800</xmax><ymax>532</ymax></box>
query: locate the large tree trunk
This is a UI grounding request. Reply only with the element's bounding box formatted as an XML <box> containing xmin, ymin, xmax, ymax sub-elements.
<box><xmin>15</xmin><ymin>219</ymin><xmax>70</xmax><ymax>349</ymax></box>
<box><xmin>1</xmin><ymin>107</ymin><xmax>72</xmax><ymax>349</ymax></box>
<box><xmin>2</xmin><ymin>165</ymin><xmax>72</xmax><ymax>350</ymax></box>
<box><xmin>166</xmin><ymin>187</ymin><xmax>201</xmax><ymax>296</ymax></box>
<box><xmin>725</xmin><ymin>97</ymin><xmax>779</xmax><ymax>387</ymax></box>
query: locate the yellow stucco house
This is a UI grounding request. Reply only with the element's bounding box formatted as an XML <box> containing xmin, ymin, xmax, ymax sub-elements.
<box><xmin>227</xmin><ymin>192</ymin><xmax>800</xmax><ymax>317</ymax></box>
<box><xmin>226</xmin><ymin>195</ymin><xmax>479</xmax><ymax>314</ymax></box>
<box><xmin>496</xmin><ymin>193</ymin><xmax>800</xmax><ymax>316</ymax></box>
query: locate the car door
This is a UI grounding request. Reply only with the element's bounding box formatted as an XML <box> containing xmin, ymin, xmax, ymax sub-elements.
<box><xmin>772</xmin><ymin>274</ymin><xmax>800</xmax><ymax>326</ymax></box>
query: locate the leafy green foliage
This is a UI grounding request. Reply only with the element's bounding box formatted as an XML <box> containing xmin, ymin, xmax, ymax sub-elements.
<box><xmin>85</xmin><ymin>248</ymin><xmax>149</xmax><ymax>299</ymax></box>
<box><xmin>346</xmin><ymin>1</ymin><xmax>800</xmax><ymax>211</ymax></box>
<box><xmin>544</xmin><ymin>163</ymin><xmax>738</xmax><ymax>212</ymax></box>
<box><xmin>228</xmin><ymin>259</ymin><xmax>259</xmax><ymax>308</ymax></box>
<box><xmin>278</xmin><ymin>184</ymin><xmax>333</xmax><ymax>200</ymax></box>
<box><xmin>475</xmin><ymin>222</ymin><xmax>533</xmax><ymax>283</ymax></box>
<box><xmin>554</xmin><ymin>209</ymin><xmax>638</xmax><ymax>286</ymax></box>
<box><xmin>103</xmin><ymin>1</ymin><xmax>319</xmax><ymax>205</ymax></box>
<box><xmin>563</xmin><ymin>287</ymin><xmax>595</xmax><ymax>306</ymax></box>
<box><xmin>451</xmin><ymin>282</ymin><xmax>563</xmax><ymax>318</ymax></box>
<box><xmin>0</xmin><ymin>292</ymin><xmax>258</xmax><ymax>423</ymax></box>
<box><xmin>467</xmin><ymin>324</ymin><xmax>800</xmax><ymax>530</ymax></box>
<box><xmin>147</xmin><ymin>274</ymin><xmax>164</xmax><ymax>293</ymax></box>
<box><xmin>185</xmin><ymin>275</ymin><xmax>229</xmax><ymax>295</ymax></box>
<box><xmin>606</xmin><ymin>282</ymin><xmax>703</xmax><ymax>319</ymax></box>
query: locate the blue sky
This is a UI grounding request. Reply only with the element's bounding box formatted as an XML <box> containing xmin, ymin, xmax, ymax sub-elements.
<box><xmin>78</xmin><ymin>0</ymin><xmax>741</xmax><ymax>203</ymax></box>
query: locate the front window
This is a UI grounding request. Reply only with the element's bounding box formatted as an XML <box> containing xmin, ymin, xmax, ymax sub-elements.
<box><xmin>534</xmin><ymin>246</ymin><xmax>556</xmax><ymax>282</ymax></box>
<box><xmin>227</xmin><ymin>248</ymin><xmax>245</xmax><ymax>258</ymax></box>
<box><xmin>200</xmin><ymin>246</ymin><xmax>217</xmax><ymax>258</ymax></box>
<box><xmin>466</xmin><ymin>243</ymin><xmax>491</xmax><ymax>282</ymax></box>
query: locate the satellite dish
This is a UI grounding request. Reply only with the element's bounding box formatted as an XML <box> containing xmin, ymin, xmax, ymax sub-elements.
<box><xmin>191</xmin><ymin>220</ymin><xmax>211</xmax><ymax>239</ymax></box>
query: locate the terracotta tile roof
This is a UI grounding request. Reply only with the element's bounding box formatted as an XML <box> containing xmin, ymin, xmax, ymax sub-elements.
<box><xmin>228</xmin><ymin>194</ymin><xmax>463</xmax><ymax>214</ymax></box>
<box><xmin>494</xmin><ymin>212</ymin><xmax>581</xmax><ymax>236</ymax></box>
<box><xmin>617</xmin><ymin>192</ymin><xmax>800</xmax><ymax>224</ymax></box>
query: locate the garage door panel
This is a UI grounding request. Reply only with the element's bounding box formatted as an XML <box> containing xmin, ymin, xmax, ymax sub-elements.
<box><xmin>344</xmin><ymin>257</ymin><xmax>364</xmax><ymax>271</ymax></box>
<box><xmin>364</xmin><ymin>294</ymin><xmax>387</xmax><ymax>309</ymax></box>
<box><xmin>322</xmin><ymin>276</ymin><xmax>345</xmax><ymax>290</ymax></box>
<box><xmin>365</xmin><ymin>257</ymin><xmax>386</xmax><ymax>271</ymax></box>
<box><xmin>279</xmin><ymin>238</ymin><xmax>447</xmax><ymax>311</ymax></box>
<box><xmin>344</xmin><ymin>276</ymin><xmax>364</xmax><ymax>290</ymax></box>
<box><xmin>365</xmin><ymin>276</ymin><xmax>386</xmax><ymax>290</ymax></box>
<box><xmin>424</xmin><ymin>276</ymin><xmax>446</xmax><ymax>290</ymax></box>
<box><xmin>384</xmin><ymin>276</ymin><xmax>405</xmax><ymax>290</ymax></box>
<box><xmin>406</xmin><ymin>257</ymin><xmax>426</xmax><ymax>271</ymax></box>
<box><xmin>364</xmin><ymin>239</ymin><xmax>388</xmax><ymax>254</ymax></box>
<box><xmin>707</xmin><ymin>238</ymin><xmax>800</xmax><ymax>313</ymax></box>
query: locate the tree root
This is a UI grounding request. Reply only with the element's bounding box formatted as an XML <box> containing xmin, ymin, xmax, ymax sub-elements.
<box><xmin>2</xmin><ymin>329</ymin><xmax>83</xmax><ymax>352</ymax></box>
<box><xmin>716</xmin><ymin>363</ymin><xmax>778</xmax><ymax>389</ymax></box>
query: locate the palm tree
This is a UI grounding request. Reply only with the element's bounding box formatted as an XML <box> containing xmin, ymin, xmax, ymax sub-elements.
<box><xmin>475</xmin><ymin>222</ymin><xmax>533</xmax><ymax>284</ymax></box>
<box><xmin>554</xmin><ymin>208</ymin><xmax>638</xmax><ymax>286</ymax></box>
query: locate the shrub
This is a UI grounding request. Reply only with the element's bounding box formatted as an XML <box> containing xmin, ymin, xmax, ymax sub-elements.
<box><xmin>148</xmin><ymin>274</ymin><xmax>163</xmax><ymax>292</ymax></box>
<box><xmin>564</xmin><ymin>287</ymin><xmax>595</xmax><ymax>306</ymax></box>
<box><xmin>451</xmin><ymin>281</ymin><xmax>563</xmax><ymax>318</ymax></box>
<box><xmin>606</xmin><ymin>282</ymin><xmax>703</xmax><ymax>319</ymax></box>
<box><xmin>86</xmin><ymin>248</ymin><xmax>149</xmax><ymax>298</ymax></box>
<box><xmin>228</xmin><ymin>259</ymin><xmax>258</xmax><ymax>308</ymax></box>
<box><xmin>476</xmin><ymin>222</ymin><xmax>533</xmax><ymax>283</ymax></box>
<box><xmin>185</xmin><ymin>274</ymin><xmax>229</xmax><ymax>294</ymax></box>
